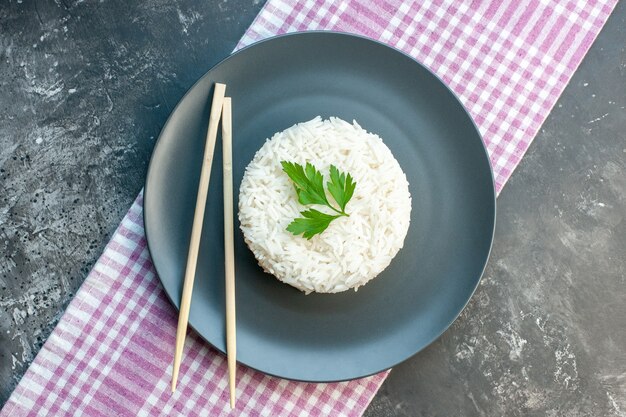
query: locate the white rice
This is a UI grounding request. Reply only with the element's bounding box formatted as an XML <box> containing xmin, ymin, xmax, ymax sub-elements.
<box><xmin>238</xmin><ymin>116</ymin><xmax>412</xmax><ymax>293</ymax></box>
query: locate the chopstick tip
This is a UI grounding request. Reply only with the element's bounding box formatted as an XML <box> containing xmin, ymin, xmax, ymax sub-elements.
<box><xmin>215</xmin><ymin>82</ymin><xmax>227</xmax><ymax>92</ymax></box>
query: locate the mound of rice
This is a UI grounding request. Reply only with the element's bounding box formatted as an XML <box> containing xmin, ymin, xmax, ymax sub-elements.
<box><xmin>238</xmin><ymin>116</ymin><xmax>412</xmax><ymax>293</ymax></box>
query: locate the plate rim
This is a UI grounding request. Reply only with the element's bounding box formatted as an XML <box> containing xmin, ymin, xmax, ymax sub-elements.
<box><xmin>143</xmin><ymin>30</ymin><xmax>497</xmax><ymax>382</ymax></box>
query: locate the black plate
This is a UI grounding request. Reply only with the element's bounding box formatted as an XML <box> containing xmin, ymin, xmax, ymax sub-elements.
<box><xmin>144</xmin><ymin>32</ymin><xmax>495</xmax><ymax>382</ymax></box>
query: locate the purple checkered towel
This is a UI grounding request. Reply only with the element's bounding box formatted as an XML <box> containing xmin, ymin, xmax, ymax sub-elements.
<box><xmin>1</xmin><ymin>0</ymin><xmax>617</xmax><ymax>416</ymax></box>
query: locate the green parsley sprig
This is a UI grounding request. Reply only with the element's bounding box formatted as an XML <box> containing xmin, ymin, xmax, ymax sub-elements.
<box><xmin>281</xmin><ymin>161</ymin><xmax>357</xmax><ymax>239</ymax></box>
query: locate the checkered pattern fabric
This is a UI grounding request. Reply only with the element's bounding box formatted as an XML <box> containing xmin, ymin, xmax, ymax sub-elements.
<box><xmin>1</xmin><ymin>1</ymin><xmax>617</xmax><ymax>416</ymax></box>
<box><xmin>239</xmin><ymin>0</ymin><xmax>617</xmax><ymax>192</ymax></box>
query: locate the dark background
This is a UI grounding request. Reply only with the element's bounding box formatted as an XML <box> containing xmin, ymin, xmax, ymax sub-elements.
<box><xmin>1</xmin><ymin>1</ymin><xmax>624</xmax><ymax>415</ymax></box>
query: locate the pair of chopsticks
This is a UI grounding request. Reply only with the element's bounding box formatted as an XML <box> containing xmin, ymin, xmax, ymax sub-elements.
<box><xmin>171</xmin><ymin>83</ymin><xmax>237</xmax><ymax>409</ymax></box>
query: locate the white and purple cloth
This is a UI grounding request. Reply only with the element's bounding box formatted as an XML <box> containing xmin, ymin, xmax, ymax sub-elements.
<box><xmin>1</xmin><ymin>0</ymin><xmax>617</xmax><ymax>416</ymax></box>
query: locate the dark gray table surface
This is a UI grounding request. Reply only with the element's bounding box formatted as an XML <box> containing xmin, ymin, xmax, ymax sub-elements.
<box><xmin>1</xmin><ymin>1</ymin><xmax>624</xmax><ymax>415</ymax></box>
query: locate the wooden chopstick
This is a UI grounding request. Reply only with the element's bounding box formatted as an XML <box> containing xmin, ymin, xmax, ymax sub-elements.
<box><xmin>171</xmin><ymin>82</ymin><xmax>226</xmax><ymax>392</ymax></box>
<box><xmin>221</xmin><ymin>97</ymin><xmax>237</xmax><ymax>409</ymax></box>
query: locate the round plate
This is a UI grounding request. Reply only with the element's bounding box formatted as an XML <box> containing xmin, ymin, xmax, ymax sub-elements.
<box><xmin>144</xmin><ymin>32</ymin><xmax>495</xmax><ymax>382</ymax></box>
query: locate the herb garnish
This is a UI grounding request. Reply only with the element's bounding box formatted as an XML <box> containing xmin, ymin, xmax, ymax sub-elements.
<box><xmin>281</xmin><ymin>161</ymin><xmax>356</xmax><ymax>239</ymax></box>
